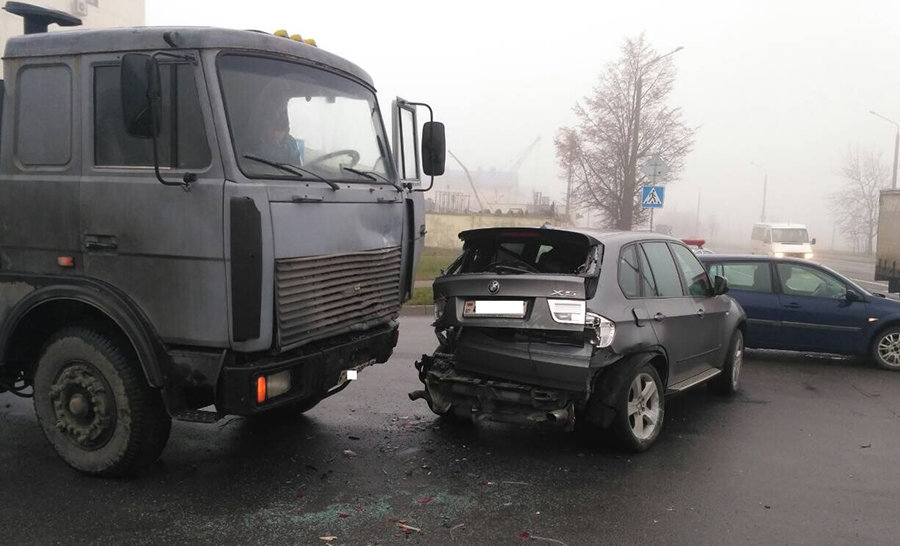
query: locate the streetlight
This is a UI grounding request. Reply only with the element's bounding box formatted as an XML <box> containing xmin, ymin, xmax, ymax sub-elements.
<box><xmin>869</xmin><ymin>110</ymin><xmax>899</xmax><ymax>189</ymax></box>
<box><xmin>622</xmin><ymin>46</ymin><xmax>684</xmax><ymax>230</ymax></box>
<box><xmin>750</xmin><ymin>161</ymin><xmax>767</xmax><ymax>222</ymax></box>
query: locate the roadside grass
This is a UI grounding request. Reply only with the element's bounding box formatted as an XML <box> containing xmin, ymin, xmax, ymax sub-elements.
<box><xmin>408</xmin><ymin>287</ymin><xmax>433</xmax><ymax>306</ymax></box>
<box><xmin>416</xmin><ymin>247</ymin><xmax>460</xmax><ymax>281</ymax></box>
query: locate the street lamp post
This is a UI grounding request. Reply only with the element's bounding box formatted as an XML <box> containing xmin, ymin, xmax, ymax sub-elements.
<box><xmin>751</xmin><ymin>161</ymin><xmax>767</xmax><ymax>222</ymax></box>
<box><xmin>622</xmin><ymin>46</ymin><xmax>683</xmax><ymax>230</ymax></box>
<box><xmin>870</xmin><ymin>110</ymin><xmax>899</xmax><ymax>190</ymax></box>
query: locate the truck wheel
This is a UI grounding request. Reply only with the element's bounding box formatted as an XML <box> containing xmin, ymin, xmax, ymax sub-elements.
<box><xmin>871</xmin><ymin>327</ymin><xmax>900</xmax><ymax>371</ymax></box>
<box><xmin>611</xmin><ymin>363</ymin><xmax>665</xmax><ymax>452</ymax></box>
<box><xmin>710</xmin><ymin>330</ymin><xmax>743</xmax><ymax>394</ymax></box>
<box><xmin>32</xmin><ymin>328</ymin><xmax>171</xmax><ymax>478</ymax></box>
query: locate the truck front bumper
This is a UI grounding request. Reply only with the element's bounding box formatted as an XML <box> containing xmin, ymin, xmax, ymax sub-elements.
<box><xmin>217</xmin><ymin>320</ymin><xmax>398</xmax><ymax>415</ymax></box>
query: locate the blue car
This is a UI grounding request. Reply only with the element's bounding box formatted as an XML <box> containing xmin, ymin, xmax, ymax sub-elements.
<box><xmin>697</xmin><ymin>255</ymin><xmax>900</xmax><ymax>370</ymax></box>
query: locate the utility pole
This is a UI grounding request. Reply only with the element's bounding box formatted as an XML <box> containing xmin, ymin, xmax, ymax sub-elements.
<box><xmin>565</xmin><ymin>163</ymin><xmax>573</xmax><ymax>226</ymax></box>
<box><xmin>622</xmin><ymin>46</ymin><xmax>683</xmax><ymax>230</ymax></box>
<box><xmin>751</xmin><ymin>161</ymin><xmax>767</xmax><ymax>222</ymax></box>
<box><xmin>695</xmin><ymin>193</ymin><xmax>701</xmax><ymax>235</ymax></box>
<box><xmin>870</xmin><ymin>111</ymin><xmax>899</xmax><ymax>189</ymax></box>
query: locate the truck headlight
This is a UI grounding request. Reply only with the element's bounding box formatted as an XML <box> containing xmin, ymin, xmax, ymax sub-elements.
<box><xmin>774</xmin><ymin>252</ymin><xmax>784</xmax><ymax>258</ymax></box>
<box><xmin>586</xmin><ymin>313</ymin><xmax>615</xmax><ymax>348</ymax></box>
<box><xmin>434</xmin><ymin>297</ymin><xmax>446</xmax><ymax>321</ymax></box>
<box><xmin>804</xmin><ymin>252</ymin><xmax>814</xmax><ymax>259</ymax></box>
<box><xmin>548</xmin><ymin>299</ymin><xmax>586</xmax><ymax>324</ymax></box>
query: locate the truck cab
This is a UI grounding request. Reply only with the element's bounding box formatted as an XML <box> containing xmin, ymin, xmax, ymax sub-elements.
<box><xmin>0</xmin><ymin>4</ymin><xmax>445</xmax><ymax>476</ymax></box>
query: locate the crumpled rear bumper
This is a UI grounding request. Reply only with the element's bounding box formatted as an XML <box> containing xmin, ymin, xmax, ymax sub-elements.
<box><xmin>410</xmin><ymin>352</ymin><xmax>589</xmax><ymax>430</ymax></box>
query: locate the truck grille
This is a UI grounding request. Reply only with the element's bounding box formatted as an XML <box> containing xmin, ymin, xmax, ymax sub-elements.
<box><xmin>275</xmin><ymin>247</ymin><xmax>402</xmax><ymax>350</ymax></box>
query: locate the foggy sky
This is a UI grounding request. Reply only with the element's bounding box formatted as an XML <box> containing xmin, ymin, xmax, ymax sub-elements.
<box><xmin>147</xmin><ymin>0</ymin><xmax>900</xmax><ymax>248</ymax></box>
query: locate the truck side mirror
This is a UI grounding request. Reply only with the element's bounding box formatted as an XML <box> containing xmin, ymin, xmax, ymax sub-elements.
<box><xmin>421</xmin><ymin>121</ymin><xmax>445</xmax><ymax>176</ymax></box>
<box><xmin>120</xmin><ymin>53</ymin><xmax>160</xmax><ymax>138</ymax></box>
<box><xmin>811</xmin><ymin>238</ymin><xmax>816</xmax><ymax>245</ymax></box>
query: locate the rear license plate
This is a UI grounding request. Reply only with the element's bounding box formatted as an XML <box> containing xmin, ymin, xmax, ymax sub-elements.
<box><xmin>463</xmin><ymin>300</ymin><xmax>527</xmax><ymax>318</ymax></box>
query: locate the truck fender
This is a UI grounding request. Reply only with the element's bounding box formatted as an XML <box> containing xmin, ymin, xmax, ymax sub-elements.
<box><xmin>0</xmin><ymin>279</ymin><xmax>167</xmax><ymax>387</ymax></box>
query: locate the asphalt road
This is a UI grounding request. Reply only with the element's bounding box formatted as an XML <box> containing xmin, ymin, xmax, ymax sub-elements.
<box><xmin>2</xmin><ymin>312</ymin><xmax>900</xmax><ymax>545</ymax></box>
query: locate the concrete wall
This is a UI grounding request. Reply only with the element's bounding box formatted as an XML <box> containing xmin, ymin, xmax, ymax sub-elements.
<box><xmin>2</xmin><ymin>0</ymin><xmax>145</xmax><ymax>77</ymax></box>
<box><xmin>425</xmin><ymin>212</ymin><xmax>559</xmax><ymax>249</ymax></box>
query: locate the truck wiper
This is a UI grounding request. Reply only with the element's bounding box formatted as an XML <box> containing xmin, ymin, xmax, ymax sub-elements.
<box><xmin>243</xmin><ymin>154</ymin><xmax>340</xmax><ymax>191</ymax></box>
<box><xmin>341</xmin><ymin>166</ymin><xmax>402</xmax><ymax>192</ymax></box>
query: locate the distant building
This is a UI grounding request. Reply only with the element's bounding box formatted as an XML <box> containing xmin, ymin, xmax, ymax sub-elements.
<box><xmin>1</xmin><ymin>0</ymin><xmax>145</xmax><ymax>77</ymax></box>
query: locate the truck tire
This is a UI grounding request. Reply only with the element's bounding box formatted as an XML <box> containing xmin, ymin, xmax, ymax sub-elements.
<box><xmin>610</xmin><ymin>362</ymin><xmax>665</xmax><ymax>452</ymax></box>
<box><xmin>709</xmin><ymin>329</ymin><xmax>743</xmax><ymax>394</ymax></box>
<box><xmin>871</xmin><ymin>327</ymin><xmax>900</xmax><ymax>371</ymax></box>
<box><xmin>32</xmin><ymin>327</ymin><xmax>171</xmax><ymax>478</ymax></box>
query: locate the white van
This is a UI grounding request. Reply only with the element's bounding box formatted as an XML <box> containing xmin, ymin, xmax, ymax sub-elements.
<box><xmin>751</xmin><ymin>223</ymin><xmax>816</xmax><ymax>258</ymax></box>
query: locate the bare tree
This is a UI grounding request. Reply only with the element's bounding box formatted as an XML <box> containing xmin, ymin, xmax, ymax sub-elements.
<box><xmin>555</xmin><ymin>35</ymin><xmax>695</xmax><ymax>230</ymax></box>
<box><xmin>830</xmin><ymin>148</ymin><xmax>889</xmax><ymax>254</ymax></box>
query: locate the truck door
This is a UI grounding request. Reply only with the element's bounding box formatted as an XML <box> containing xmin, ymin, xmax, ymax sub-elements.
<box><xmin>81</xmin><ymin>54</ymin><xmax>228</xmax><ymax>346</ymax></box>
<box><xmin>0</xmin><ymin>61</ymin><xmax>82</xmax><ymax>277</ymax></box>
<box><xmin>392</xmin><ymin>98</ymin><xmax>426</xmax><ymax>301</ymax></box>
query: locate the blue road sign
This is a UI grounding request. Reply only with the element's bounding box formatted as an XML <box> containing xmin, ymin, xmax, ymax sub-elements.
<box><xmin>641</xmin><ymin>186</ymin><xmax>665</xmax><ymax>208</ymax></box>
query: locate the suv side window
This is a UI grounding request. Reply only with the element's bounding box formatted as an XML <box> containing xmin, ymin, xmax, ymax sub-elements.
<box><xmin>618</xmin><ymin>244</ymin><xmax>640</xmax><ymax>298</ymax></box>
<box><xmin>94</xmin><ymin>63</ymin><xmax>210</xmax><ymax>168</ymax></box>
<box><xmin>711</xmin><ymin>261</ymin><xmax>773</xmax><ymax>293</ymax></box>
<box><xmin>670</xmin><ymin>243</ymin><xmax>712</xmax><ymax>296</ymax></box>
<box><xmin>640</xmin><ymin>242</ymin><xmax>684</xmax><ymax>297</ymax></box>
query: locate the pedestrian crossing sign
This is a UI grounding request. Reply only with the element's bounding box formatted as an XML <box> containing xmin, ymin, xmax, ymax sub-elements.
<box><xmin>641</xmin><ymin>186</ymin><xmax>665</xmax><ymax>208</ymax></box>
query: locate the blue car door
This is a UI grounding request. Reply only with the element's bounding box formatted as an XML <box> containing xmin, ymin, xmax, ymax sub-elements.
<box><xmin>707</xmin><ymin>261</ymin><xmax>780</xmax><ymax>348</ymax></box>
<box><xmin>774</xmin><ymin>262</ymin><xmax>868</xmax><ymax>353</ymax></box>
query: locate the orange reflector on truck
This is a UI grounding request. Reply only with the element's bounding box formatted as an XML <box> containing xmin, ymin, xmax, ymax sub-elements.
<box><xmin>256</xmin><ymin>376</ymin><xmax>266</xmax><ymax>403</ymax></box>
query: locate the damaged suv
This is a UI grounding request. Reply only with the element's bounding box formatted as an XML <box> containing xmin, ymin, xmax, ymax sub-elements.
<box><xmin>410</xmin><ymin>227</ymin><xmax>746</xmax><ymax>450</ymax></box>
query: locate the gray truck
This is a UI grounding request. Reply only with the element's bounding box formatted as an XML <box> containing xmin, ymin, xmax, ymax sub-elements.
<box><xmin>0</xmin><ymin>2</ymin><xmax>445</xmax><ymax>476</ymax></box>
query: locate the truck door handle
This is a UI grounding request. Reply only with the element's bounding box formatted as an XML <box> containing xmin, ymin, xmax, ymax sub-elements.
<box><xmin>697</xmin><ymin>308</ymin><xmax>705</xmax><ymax>318</ymax></box>
<box><xmin>783</xmin><ymin>302</ymin><xmax>801</xmax><ymax>309</ymax></box>
<box><xmin>654</xmin><ymin>312</ymin><xmax>666</xmax><ymax>322</ymax></box>
<box><xmin>83</xmin><ymin>234</ymin><xmax>118</xmax><ymax>251</ymax></box>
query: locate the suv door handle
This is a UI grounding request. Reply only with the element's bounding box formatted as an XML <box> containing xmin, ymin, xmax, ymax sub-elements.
<box><xmin>697</xmin><ymin>308</ymin><xmax>705</xmax><ymax>318</ymax></box>
<box><xmin>653</xmin><ymin>312</ymin><xmax>666</xmax><ymax>322</ymax></box>
<box><xmin>783</xmin><ymin>302</ymin><xmax>801</xmax><ymax>309</ymax></box>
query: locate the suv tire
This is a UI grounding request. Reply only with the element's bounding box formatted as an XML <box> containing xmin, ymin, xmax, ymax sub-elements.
<box><xmin>611</xmin><ymin>362</ymin><xmax>665</xmax><ymax>452</ymax></box>
<box><xmin>33</xmin><ymin>328</ymin><xmax>171</xmax><ymax>478</ymax></box>
<box><xmin>710</xmin><ymin>329</ymin><xmax>743</xmax><ymax>394</ymax></box>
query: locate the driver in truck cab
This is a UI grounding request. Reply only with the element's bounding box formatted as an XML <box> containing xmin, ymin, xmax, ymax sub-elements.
<box><xmin>252</xmin><ymin>103</ymin><xmax>304</xmax><ymax>165</ymax></box>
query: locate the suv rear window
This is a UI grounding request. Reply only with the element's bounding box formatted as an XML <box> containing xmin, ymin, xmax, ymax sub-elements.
<box><xmin>454</xmin><ymin>231</ymin><xmax>597</xmax><ymax>275</ymax></box>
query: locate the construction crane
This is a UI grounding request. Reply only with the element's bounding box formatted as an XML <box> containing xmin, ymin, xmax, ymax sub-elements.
<box><xmin>507</xmin><ymin>136</ymin><xmax>541</xmax><ymax>174</ymax></box>
<box><xmin>448</xmin><ymin>150</ymin><xmax>487</xmax><ymax>212</ymax></box>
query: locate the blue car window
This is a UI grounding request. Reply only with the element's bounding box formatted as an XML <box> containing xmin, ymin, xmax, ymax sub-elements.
<box><xmin>776</xmin><ymin>263</ymin><xmax>846</xmax><ymax>299</ymax></box>
<box><xmin>717</xmin><ymin>262</ymin><xmax>773</xmax><ymax>293</ymax></box>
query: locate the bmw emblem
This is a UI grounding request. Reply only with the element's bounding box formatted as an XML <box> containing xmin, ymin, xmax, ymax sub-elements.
<box><xmin>488</xmin><ymin>280</ymin><xmax>500</xmax><ymax>294</ymax></box>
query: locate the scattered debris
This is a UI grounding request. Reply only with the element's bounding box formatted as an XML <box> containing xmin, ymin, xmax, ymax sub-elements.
<box><xmin>349</xmin><ymin>435</ymin><xmax>361</xmax><ymax>440</ymax></box>
<box><xmin>520</xmin><ymin>533</ymin><xmax>570</xmax><ymax>546</ymax></box>
<box><xmin>337</xmin><ymin>513</ymin><xmax>350</xmax><ymax>518</ymax></box>
<box><xmin>502</xmin><ymin>481</ymin><xmax>530</xmax><ymax>486</ymax></box>
<box><xmin>860</xmin><ymin>443</ymin><xmax>872</xmax><ymax>449</ymax></box>
<box><xmin>519</xmin><ymin>532</ymin><xmax>531</xmax><ymax>538</ymax></box>
<box><xmin>343</xmin><ymin>449</ymin><xmax>358</xmax><ymax>458</ymax></box>
<box><xmin>319</xmin><ymin>537</ymin><xmax>337</xmax><ymax>542</ymax></box>
<box><xmin>397</xmin><ymin>522</ymin><xmax>422</xmax><ymax>534</ymax></box>
<box><xmin>418</xmin><ymin>495</ymin><xmax>435</xmax><ymax>504</ymax></box>
<box><xmin>764</xmin><ymin>505</ymin><xmax>771</xmax><ymax>509</ymax></box>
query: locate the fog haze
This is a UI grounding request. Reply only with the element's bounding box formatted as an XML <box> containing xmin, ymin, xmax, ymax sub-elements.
<box><xmin>148</xmin><ymin>0</ymin><xmax>900</xmax><ymax>248</ymax></box>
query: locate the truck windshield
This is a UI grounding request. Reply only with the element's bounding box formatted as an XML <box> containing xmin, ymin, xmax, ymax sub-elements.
<box><xmin>772</xmin><ymin>228</ymin><xmax>809</xmax><ymax>243</ymax></box>
<box><xmin>218</xmin><ymin>54</ymin><xmax>392</xmax><ymax>182</ymax></box>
